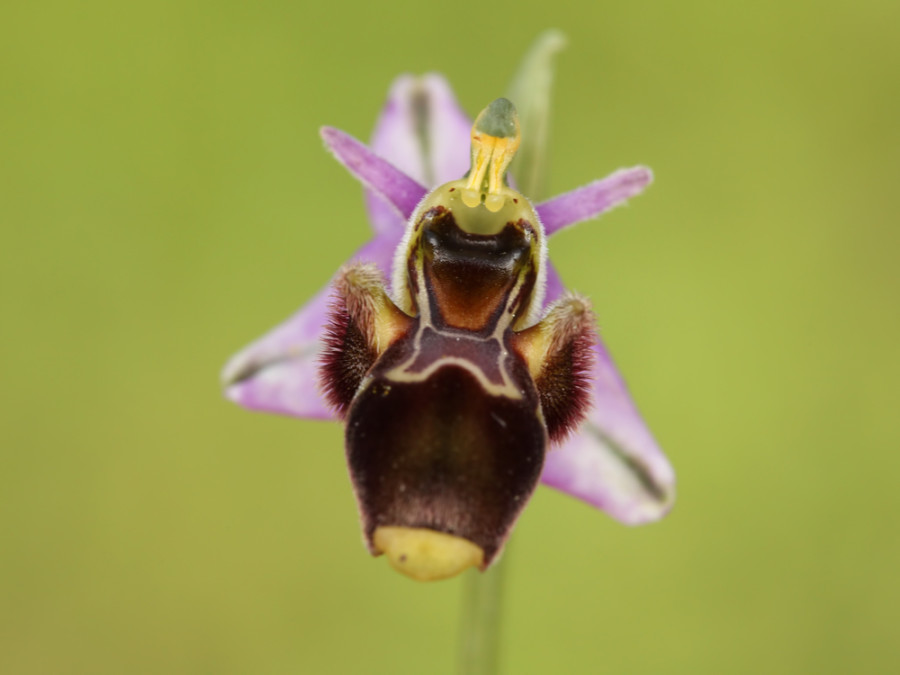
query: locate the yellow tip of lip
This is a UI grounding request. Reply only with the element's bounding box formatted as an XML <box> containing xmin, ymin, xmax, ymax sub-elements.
<box><xmin>373</xmin><ymin>526</ymin><xmax>484</xmax><ymax>582</ymax></box>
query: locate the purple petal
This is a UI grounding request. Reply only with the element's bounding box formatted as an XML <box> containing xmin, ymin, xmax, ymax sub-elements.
<box><xmin>221</xmin><ymin>234</ymin><xmax>401</xmax><ymax>419</ymax></box>
<box><xmin>538</xmin><ymin>267</ymin><xmax>675</xmax><ymax>523</ymax></box>
<box><xmin>418</xmin><ymin>74</ymin><xmax>474</xmax><ymax>186</ymax></box>
<box><xmin>364</xmin><ymin>75</ymin><xmax>473</xmax><ymax>235</ymax></box>
<box><xmin>368</xmin><ymin>74</ymin><xmax>472</xmax><ymax>186</ymax></box>
<box><xmin>321</xmin><ymin>126</ymin><xmax>428</xmax><ymax>222</ymax></box>
<box><xmin>222</xmin><ymin>286</ymin><xmax>335</xmax><ymax>420</ymax></box>
<box><xmin>369</xmin><ymin>75</ymin><xmax>429</xmax><ymax>184</ymax></box>
<box><xmin>537</xmin><ymin>167</ymin><xmax>653</xmax><ymax>237</ymax></box>
<box><xmin>365</xmin><ymin>76</ymin><xmax>428</xmax><ymax>236</ymax></box>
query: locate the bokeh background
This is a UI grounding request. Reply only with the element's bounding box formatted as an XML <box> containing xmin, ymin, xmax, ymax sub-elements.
<box><xmin>3</xmin><ymin>1</ymin><xmax>899</xmax><ymax>673</ymax></box>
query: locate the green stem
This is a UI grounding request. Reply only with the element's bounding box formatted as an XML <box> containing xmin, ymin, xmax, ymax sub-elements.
<box><xmin>457</xmin><ymin>549</ymin><xmax>508</xmax><ymax>675</ymax></box>
<box><xmin>455</xmin><ymin>30</ymin><xmax>566</xmax><ymax>675</ymax></box>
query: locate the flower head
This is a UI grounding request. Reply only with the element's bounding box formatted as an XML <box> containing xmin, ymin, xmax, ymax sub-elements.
<box><xmin>222</xmin><ymin>37</ymin><xmax>675</xmax><ymax>581</ymax></box>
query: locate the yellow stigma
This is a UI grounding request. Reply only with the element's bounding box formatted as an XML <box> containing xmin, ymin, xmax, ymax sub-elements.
<box><xmin>462</xmin><ymin>98</ymin><xmax>521</xmax><ymax>213</ymax></box>
<box><xmin>373</xmin><ymin>526</ymin><xmax>484</xmax><ymax>582</ymax></box>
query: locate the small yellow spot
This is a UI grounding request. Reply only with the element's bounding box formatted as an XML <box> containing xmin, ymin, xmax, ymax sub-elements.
<box><xmin>461</xmin><ymin>186</ymin><xmax>483</xmax><ymax>209</ymax></box>
<box><xmin>373</xmin><ymin>526</ymin><xmax>484</xmax><ymax>582</ymax></box>
<box><xmin>484</xmin><ymin>192</ymin><xmax>506</xmax><ymax>213</ymax></box>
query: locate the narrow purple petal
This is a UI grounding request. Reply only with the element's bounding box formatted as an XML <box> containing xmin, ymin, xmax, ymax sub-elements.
<box><xmin>367</xmin><ymin>74</ymin><xmax>472</xmax><ymax>187</ymax></box>
<box><xmin>363</xmin><ymin>75</ymin><xmax>473</xmax><ymax>235</ymax></box>
<box><xmin>536</xmin><ymin>167</ymin><xmax>654</xmax><ymax>237</ymax></box>
<box><xmin>321</xmin><ymin>127</ymin><xmax>428</xmax><ymax>222</ymax></box>
<box><xmin>365</xmin><ymin>76</ymin><xmax>429</xmax><ymax>235</ymax></box>
<box><xmin>538</xmin><ymin>270</ymin><xmax>675</xmax><ymax>523</ymax></box>
<box><xmin>221</xmin><ymin>234</ymin><xmax>401</xmax><ymax>420</ymax></box>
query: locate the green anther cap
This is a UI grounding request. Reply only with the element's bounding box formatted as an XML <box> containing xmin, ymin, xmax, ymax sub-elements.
<box><xmin>464</xmin><ymin>98</ymin><xmax>522</xmax><ymax>211</ymax></box>
<box><xmin>475</xmin><ymin>98</ymin><xmax>519</xmax><ymax>138</ymax></box>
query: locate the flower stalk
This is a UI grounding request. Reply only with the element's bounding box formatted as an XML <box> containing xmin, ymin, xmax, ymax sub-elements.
<box><xmin>459</xmin><ymin>554</ymin><xmax>507</xmax><ymax>675</ymax></box>
<box><xmin>457</xmin><ymin>33</ymin><xmax>560</xmax><ymax>672</ymax></box>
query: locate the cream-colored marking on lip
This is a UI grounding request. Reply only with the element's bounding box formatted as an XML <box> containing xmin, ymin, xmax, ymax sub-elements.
<box><xmin>386</xmin><ymin>353</ymin><xmax>522</xmax><ymax>399</ymax></box>
<box><xmin>373</xmin><ymin>526</ymin><xmax>484</xmax><ymax>582</ymax></box>
<box><xmin>386</xmin><ymin>248</ymin><xmax>533</xmax><ymax>399</ymax></box>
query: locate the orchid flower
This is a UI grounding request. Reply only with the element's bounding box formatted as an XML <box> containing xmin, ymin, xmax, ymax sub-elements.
<box><xmin>221</xmin><ymin>61</ymin><xmax>675</xmax><ymax>581</ymax></box>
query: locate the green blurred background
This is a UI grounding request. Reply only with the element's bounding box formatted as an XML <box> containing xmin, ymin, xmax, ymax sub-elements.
<box><xmin>3</xmin><ymin>0</ymin><xmax>899</xmax><ymax>673</ymax></box>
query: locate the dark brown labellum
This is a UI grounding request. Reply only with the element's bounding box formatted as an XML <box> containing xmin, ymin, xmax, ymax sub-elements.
<box><xmin>319</xmin><ymin>178</ymin><xmax>596</xmax><ymax>577</ymax></box>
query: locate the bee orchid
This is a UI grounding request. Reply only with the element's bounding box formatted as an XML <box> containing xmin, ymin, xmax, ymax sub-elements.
<box><xmin>222</xmin><ymin>74</ymin><xmax>675</xmax><ymax>581</ymax></box>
